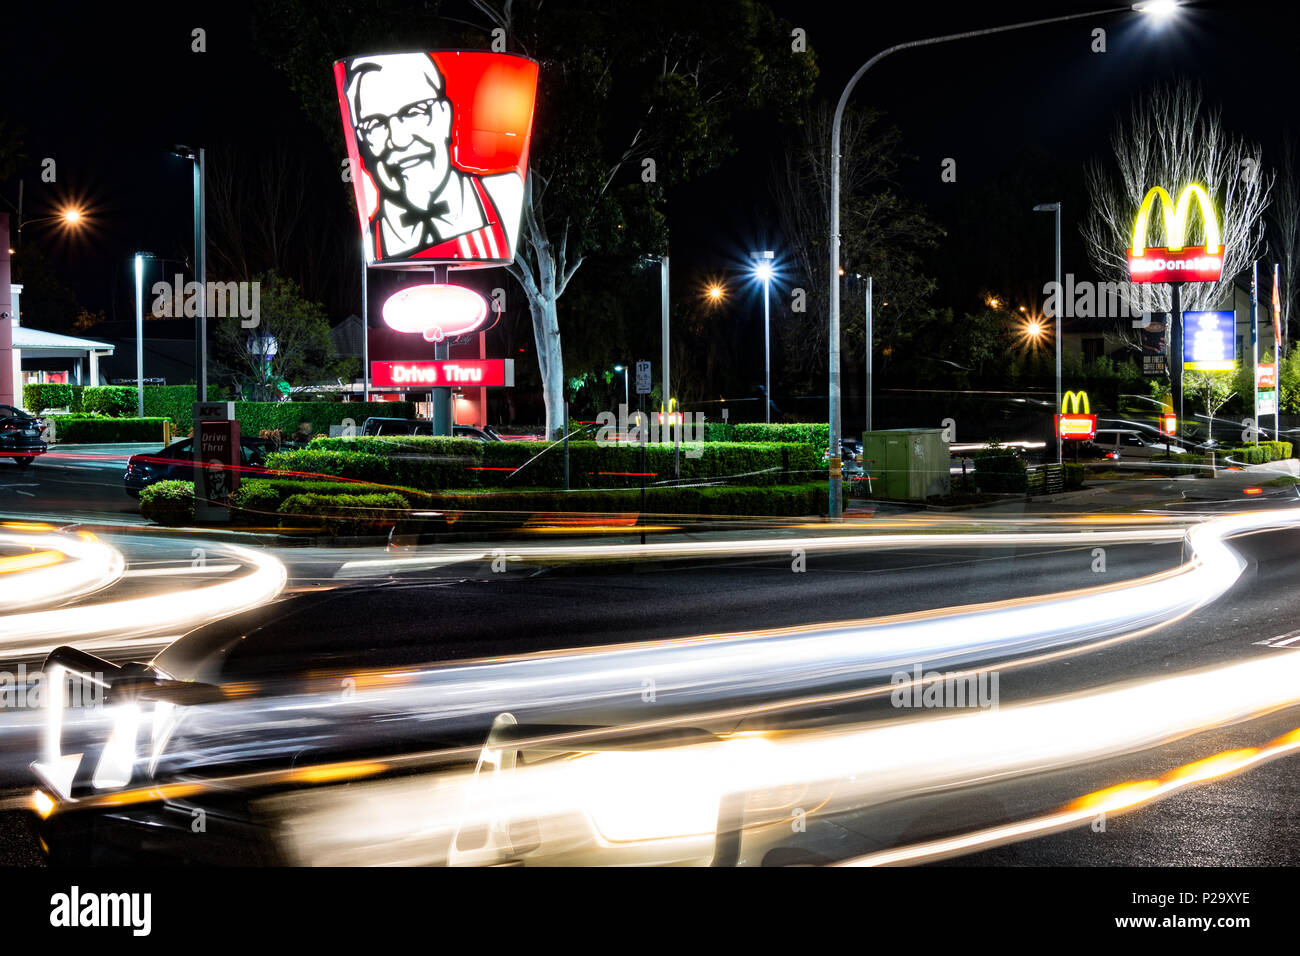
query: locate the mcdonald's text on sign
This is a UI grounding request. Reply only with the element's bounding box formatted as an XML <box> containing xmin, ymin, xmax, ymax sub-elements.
<box><xmin>1055</xmin><ymin>390</ymin><xmax>1097</xmax><ymax>440</ymax></box>
<box><xmin>1127</xmin><ymin>184</ymin><xmax>1223</xmax><ymax>284</ymax></box>
<box><xmin>370</xmin><ymin>359</ymin><xmax>515</xmax><ymax>388</ymax></box>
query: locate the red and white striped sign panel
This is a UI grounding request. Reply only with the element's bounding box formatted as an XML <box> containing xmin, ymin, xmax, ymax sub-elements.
<box><xmin>335</xmin><ymin>51</ymin><xmax>538</xmax><ymax>269</ymax></box>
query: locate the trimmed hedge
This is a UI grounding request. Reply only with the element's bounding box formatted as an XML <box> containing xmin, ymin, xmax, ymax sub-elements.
<box><xmin>139</xmin><ymin>480</ymin><xmax>196</xmax><ymax>526</ymax></box>
<box><xmin>277</xmin><ymin>492</ymin><xmax>410</xmax><ymax>535</ymax></box>
<box><xmin>416</xmin><ymin>483</ymin><xmax>843</xmax><ymax>517</ymax></box>
<box><xmin>729</xmin><ymin>423</ymin><xmax>830</xmax><ymax>446</ymax></box>
<box><xmin>1064</xmin><ymin>463</ymin><xmax>1085</xmax><ymax>490</ymax></box>
<box><xmin>1220</xmin><ymin>443</ymin><xmax>1289</xmax><ymax>465</ymax></box>
<box><xmin>275</xmin><ymin>439</ymin><xmax>822</xmax><ymax>490</ymax></box>
<box><xmin>23</xmin><ymin>383</ymin><xmax>78</xmax><ymax>414</ymax></box>
<box><xmin>45</xmin><ymin>415</ymin><xmax>169</xmax><ymax>443</ymax></box>
<box><xmin>81</xmin><ymin>385</ymin><xmax>137</xmax><ymax>417</ymax></box>
<box><xmin>230</xmin><ymin>478</ymin><xmax>426</xmax><ymax>524</ymax></box>
<box><xmin>139</xmin><ymin>385</ymin><xmax>414</xmax><ymax>435</ymax></box>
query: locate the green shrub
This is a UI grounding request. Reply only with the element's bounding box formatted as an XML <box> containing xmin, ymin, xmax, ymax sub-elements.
<box><xmin>478</xmin><ymin>441</ymin><xmax>821</xmax><ymax>489</ymax></box>
<box><xmin>234</xmin><ymin>401</ymin><xmax>416</xmax><ymax>437</ymax></box>
<box><xmin>417</xmin><ymin>482</ymin><xmax>841</xmax><ymax>518</ymax></box>
<box><xmin>1064</xmin><ymin>463</ymin><xmax>1085</xmax><ymax>490</ymax></box>
<box><xmin>268</xmin><ymin>440</ymin><xmax>819</xmax><ymax>491</ymax></box>
<box><xmin>704</xmin><ymin>422</ymin><xmax>735</xmax><ymax>442</ymax></box>
<box><xmin>729</xmin><ymin>423</ymin><xmax>830</xmax><ymax>446</ymax></box>
<box><xmin>263</xmin><ymin>448</ymin><xmax>395</xmax><ymax>483</ymax></box>
<box><xmin>139</xmin><ymin>480</ymin><xmax>195</xmax><ymax>526</ymax></box>
<box><xmin>22</xmin><ymin>383</ymin><xmax>76</xmax><ymax>414</ymax></box>
<box><xmin>45</xmin><ymin>415</ymin><xmax>168</xmax><ymax>443</ymax></box>
<box><xmin>138</xmin><ymin>386</ymin><xmax>413</xmax><ymax>435</ymax></box>
<box><xmin>277</xmin><ymin>492</ymin><xmax>410</xmax><ymax>535</ymax></box>
<box><xmin>81</xmin><ymin>385</ymin><xmax>137</xmax><ymax>417</ymax></box>
<box><xmin>230</xmin><ymin>478</ymin><xmax>429</xmax><ymax>523</ymax></box>
<box><xmin>973</xmin><ymin>447</ymin><xmax>1028</xmax><ymax>493</ymax></box>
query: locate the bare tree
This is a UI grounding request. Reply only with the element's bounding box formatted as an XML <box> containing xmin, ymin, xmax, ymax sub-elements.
<box><xmin>770</xmin><ymin>103</ymin><xmax>937</xmax><ymax>377</ymax></box>
<box><xmin>1270</xmin><ymin>132</ymin><xmax>1299</xmax><ymax>354</ymax></box>
<box><xmin>1084</xmin><ymin>80</ymin><xmax>1273</xmax><ymax>356</ymax></box>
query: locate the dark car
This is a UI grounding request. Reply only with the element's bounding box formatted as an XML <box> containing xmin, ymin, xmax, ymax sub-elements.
<box><xmin>822</xmin><ymin>437</ymin><xmax>865</xmax><ymax>479</ymax></box>
<box><xmin>0</xmin><ymin>404</ymin><xmax>48</xmax><ymax>466</ymax></box>
<box><xmin>361</xmin><ymin>416</ymin><xmax>432</xmax><ymax>436</ymax></box>
<box><xmin>124</xmin><ymin>436</ymin><xmax>275</xmax><ymax>497</ymax></box>
<box><xmin>453</xmin><ymin>424</ymin><xmax>503</xmax><ymax>442</ymax></box>
<box><xmin>361</xmin><ymin>417</ymin><xmax>503</xmax><ymax>441</ymax></box>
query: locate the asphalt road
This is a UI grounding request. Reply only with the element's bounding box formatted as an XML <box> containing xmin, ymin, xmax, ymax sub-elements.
<box><xmin>3</xmin><ymin>451</ymin><xmax>1299</xmax><ymax>865</ymax></box>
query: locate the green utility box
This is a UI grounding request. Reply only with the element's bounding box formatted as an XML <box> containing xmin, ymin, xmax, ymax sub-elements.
<box><xmin>862</xmin><ymin>428</ymin><xmax>951</xmax><ymax>500</ymax></box>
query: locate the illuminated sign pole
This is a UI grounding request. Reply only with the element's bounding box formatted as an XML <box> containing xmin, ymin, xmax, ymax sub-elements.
<box><xmin>335</xmin><ymin>50</ymin><xmax>538</xmax><ymax>435</ymax></box>
<box><xmin>1127</xmin><ymin>184</ymin><xmax>1224</xmax><ymax>444</ymax></box>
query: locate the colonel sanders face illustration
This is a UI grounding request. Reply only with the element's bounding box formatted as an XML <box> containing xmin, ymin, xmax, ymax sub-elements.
<box><xmin>342</xmin><ymin>52</ymin><xmax>528</xmax><ymax>264</ymax></box>
<box><xmin>349</xmin><ymin>54</ymin><xmax>454</xmax><ymax>219</ymax></box>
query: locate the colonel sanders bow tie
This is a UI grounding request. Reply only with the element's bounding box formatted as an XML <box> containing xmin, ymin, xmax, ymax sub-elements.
<box><xmin>399</xmin><ymin>200</ymin><xmax>451</xmax><ymax>228</ymax></box>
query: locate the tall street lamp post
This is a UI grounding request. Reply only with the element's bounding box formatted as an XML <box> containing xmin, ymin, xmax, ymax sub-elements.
<box><xmin>133</xmin><ymin>252</ymin><xmax>156</xmax><ymax>417</ymax></box>
<box><xmin>753</xmin><ymin>251</ymin><xmax>774</xmax><ymax>423</ymax></box>
<box><xmin>1034</xmin><ymin>201</ymin><xmax>1063</xmax><ymax>464</ymax></box>
<box><xmin>827</xmin><ymin>3</ymin><xmax>1170</xmax><ymax>518</ymax></box>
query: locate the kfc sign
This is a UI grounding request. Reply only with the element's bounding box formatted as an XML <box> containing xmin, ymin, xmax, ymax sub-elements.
<box><xmin>335</xmin><ymin>51</ymin><xmax>538</xmax><ymax>268</ymax></box>
<box><xmin>371</xmin><ymin>359</ymin><xmax>515</xmax><ymax>388</ymax></box>
<box><xmin>1127</xmin><ymin>184</ymin><xmax>1223</xmax><ymax>284</ymax></box>
<box><xmin>382</xmin><ymin>283</ymin><xmax>491</xmax><ymax>342</ymax></box>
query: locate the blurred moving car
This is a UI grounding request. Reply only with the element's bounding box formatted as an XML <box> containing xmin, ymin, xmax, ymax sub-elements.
<box><xmin>0</xmin><ymin>405</ymin><xmax>47</xmax><ymax>466</ymax></box>
<box><xmin>1091</xmin><ymin>428</ymin><xmax>1190</xmax><ymax>460</ymax></box>
<box><xmin>124</xmin><ymin>437</ymin><xmax>275</xmax><ymax>496</ymax></box>
<box><xmin>32</xmin><ymin>582</ymin><xmax>837</xmax><ymax>866</ymax></box>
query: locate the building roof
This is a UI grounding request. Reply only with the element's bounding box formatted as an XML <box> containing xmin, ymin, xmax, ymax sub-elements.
<box><xmin>330</xmin><ymin>314</ymin><xmax>365</xmax><ymax>358</ymax></box>
<box><xmin>12</xmin><ymin>326</ymin><xmax>115</xmax><ymax>353</ymax></box>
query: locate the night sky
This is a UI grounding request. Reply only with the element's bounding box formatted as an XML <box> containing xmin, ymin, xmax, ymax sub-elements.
<box><xmin>2</xmin><ymin>0</ymin><xmax>1295</xmax><ymax>334</ymax></box>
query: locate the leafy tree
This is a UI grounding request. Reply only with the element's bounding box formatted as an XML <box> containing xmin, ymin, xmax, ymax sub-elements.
<box><xmin>211</xmin><ymin>271</ymin><xmax>341</xmax><ymax>399</ymax></box>
<box><xmin>1184</xmin><ymin>369</ymin><xmax>1236</xmax><ymax>442</ymax></box>
<box><xmin>256</xmin><ymin>0</ymin><xmax>816</xmax><ymax>436</ymax></box>
<box><xmin>770</xmin><ymin>103</ymin><xmax>940</xmax><ymax>381</ymax></box>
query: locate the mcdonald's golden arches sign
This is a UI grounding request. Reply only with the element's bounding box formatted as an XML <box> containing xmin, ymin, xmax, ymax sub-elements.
<box><xmin>1127</xmin><ymin>184</ymin><xmax>1224</xmax><ymax>284</ymax></box>
<box><xmin>1056</xmin><ymin>390</ymin><xmax>1097</xmax><ymax>440</ymax></box>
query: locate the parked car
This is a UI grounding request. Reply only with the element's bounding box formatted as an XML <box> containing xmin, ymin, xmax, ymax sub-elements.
<box><xmin>1090</xmin><ymin>428</ymin><xmax>1190</xmax><ymax>460</ymax></box>
<box><xmin>0</xmin><ymin>405</ymin><xmax>48</xmax><ymax>466</ymax></box>
<box><xmin>453</xmin><ymin>424</ymin><xmax>504</xmax><ymax>442</ymax></box>
<box><xmin>361</xmin><ymin>418</ymin><xmax>504</xmax><ymax>441</ymax></box>
<box><xmin>124</xmin><ymin>437</ymin><xmax>275</xmax><ymax>497</ymax></box>
<box><xmin>822</xmin><ymin>437</ymin><xmax>865</xmax><ymax>479</ymax></box>
<box><xmin>361</xmin><ymin>416</ymin><xmax>432</xmax><ymax>436</ymax></box>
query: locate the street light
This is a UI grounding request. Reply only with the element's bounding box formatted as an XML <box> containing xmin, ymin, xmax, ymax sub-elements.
<box><xmin>613</xmin><ymin>364</ymin><xmax>629</xmax><ymax>411</ymax></box>
<box><xmin>752</xmin><ymin>251</ymin><xmax>774</xmax><ymax>424</ymax></box>
<box><xmin>133</xmin><ymin>252</ymin><xmax>156</xmax><ymax>417</ymax></box>
<box><xmin>170</xmin><ymin>145</ymin><xmax>207</xmax><ymax>403</ymax></box>
<box><xmin>16</xmin><ymin>205</ymin><xmax>87</xmax><ymax>242</ymax></box>
<box><xmin>1034</xmin><ymin>201</ymin><xmax>1062</xmax><ymax>464</ymax></box>
<box><xmin>826</xmin><ymin>3</ymin><xmax>1174</xmax><ymax>518</ymax></box>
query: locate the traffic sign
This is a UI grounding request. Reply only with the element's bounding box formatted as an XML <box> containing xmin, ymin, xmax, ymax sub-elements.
<box><xmin>635</xmin><ymin>360</ymin><xmax>652</xmax><ymax>395</ymax></box>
